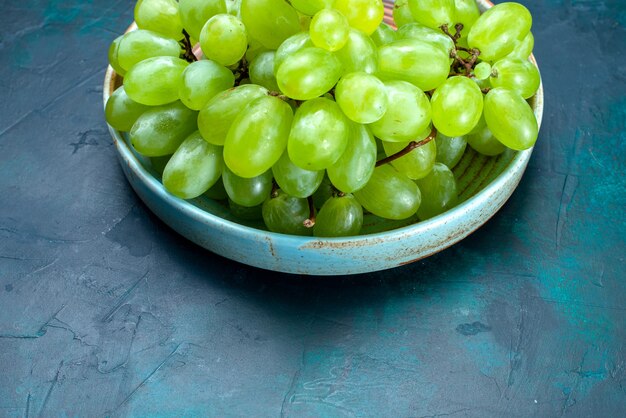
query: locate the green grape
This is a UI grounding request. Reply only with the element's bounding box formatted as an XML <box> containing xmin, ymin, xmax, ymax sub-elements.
<box><xmin>179</xmin><ymin>60</ymin><xmax>235</xmax><ymax>110</ymax></box>
<box><xmin>244</xmin><ymin>37</ymin><xmax>268</xmax><ymax>62</ymax></box>
<box><xmin>224</xmin><ymin>95</ymin><xmax>293</xmax><ymax>178</ymax></box>
<box><xmin>289</xmin><ymin>0</ymin><xmax>331</xmax><ymax>16</ymax></box>
<box><xmin>415</xmin><ymin>163</ymin><xmax>457</xmax><ymax>220</ymax></box>
<box><xmin>312</xmin><ymin>175</ymin><xmax>334</xmax><ymax>209</ymax></box>
<box><xmin>490</xmin><ymin>58</ymin><xmax>540</xmax><ymax>99</ymax></box>
<box><xmin>483</xmin><ymin>87</ymin><xmax>538</xmax><ymax>150</ymax></box>
<box><xmin>162</xmin><ymin>131</ymin><xmax>223</xmax><ymax>199</ymax></box>
<box><xmin>205</xmin><ymin>178</ymin><xmax>228</xmax><ymax>200</ymax></box>
<box><xmin>473</xmin><ymin>62</ymin><xmax>492</xmax><ymax>80</ymax></box>
<box><xmin>276</xmin><ymin>47</ymin><xmax>342</xmax><ymax>100</ymax></box>
<box><xmin>435</xmin><ymin>132</ymin><xmax>467</xmax><ymax>169</ymax></box>
<box><xmin>223</xmin><ymin>166</ymin><xmax>273</xmax><ymax>207</ymax></box>
<box><xmin>200</xmin><ymin>14</ymin><xmax>247</xmax><ymax>66</ymax></box>
<box><xmin>179</xmin><ymin>0</ymin><xmax>227</xmax><ymax>40</ymax></box>
<box><xmin>272</xmin><ymin>151</ymin><xmax>324</xmax><ymax>198</ymax></box>
<box><xmin>150</xmin><ymin>155</ymin><xmax>171</xmax><ymax>176</ymax></box>
<box><xmin>370</xmin><ymin>23</ymin><xmax>397</xmax><ymax>47</ymax></box>
<box><xmin>454</xmin><ymin>0</ymin><xmax>480</xmax><ymax>39</ymax></box>
<box><xmin>249</xmin><ymin>52</ymin><xmax>280</xmax><ymax>92</ymax></box>
<box><xmin>274</xmin><ymin>32</ymin><xmax>312</xmax><ymax>73</ymax></box>
<box><xmin>134</xmin><ymin>0</ymin><xmax>184</xmax><ymax>40</ymax></box>
<box><xmin>377</xmin><ymin>39</ymin><xmax>449</xmax><ymax>91</ymax></box>
<box><xmin>466</xmin><ymin>116</ymin><xmax>506</xmax><ymax>156</ymax></box>
<box><xmin>108</xmin><ymin>36</ymin><xmax>126</xmax><ymax>76</ymax></box>
<box><xmin>369</xmin><ymin>80</ymin><xmax>431</xmax><ymax>142</ymax></box>
<box><xmin>382</xmin><ymin>137</ymin><xmax>437</xmax><ymax>180</ymax></box>
<box><xmin>124</xmin><ymin>56</ymin><xmax>189</xmax><ymax>106</ymax></box>
<box><xmin>229</xmin><ymin>199</ymin><xmax>264</xmax><ymax>221</ymax></box>
<box><xmin>327</xmin><ymin>121</ymin><xmax>377</xmax><ymax>193</ymax></box>
<box><xmin>431</xmin><ymin>76</ymin><xmax>483</xmax><ymax>137</ymax></box>
<box><xmin>262</xmin><ymin>190</ymin><xmax>312</xmax><ymax>235</ymax></box>
<box><xmin>314</xmin><ymin>195</ymin><xmax>363</xmax><ymax>237</ymax></box>
<box><xmin>468</xmin><ymin>2</ymin><xmax>532</xmax><ymax>61</ymax></box>
<box><xmin>117</xmin><ymin>30</ymin><xmax>181</xmax><ymax>72</ymax></box>
<box><xmin>505</xmin><ymin>31</ymin><xmax>534</xmax><ymax>60</ymax></box>
<box><xmin>240</xmin><ymin>0</ymin><xmax>300</xmax><ymax>49</ymax></box>
<box><xmin>393</xmin><ymin>0</ymin><xmax>415</xmax><ymax>28</ymax></box>
<box><xmin>130</xmin><ymin>101</ymin><xmax>198</xmax><ymax>156</ymax></box>
<box><xmin>332</xmin><ymin>0</ymin><xmax>384</xmax><ymax>36</ymax></box>
<box><xmin>396</xmin><ymin>23</ymin><xmax>455</xmax><ymax>57</ymax></box>
<box><xmin>105</xmin><ymin>86</ymin><xmax>150</xmax><ymax>132</ymax></box>
<box><xmin>353</xmin><ymin>164</ymin><xmax>420</xmax><ymax>220</ymax></box>
<box><xmin>309</xmin><ymin>9</ymin><xmax>349</xmax><ymax>52</ymax></box>
<box><xmin>335</xmin><ymin>72</ymin><xmax>388</xmax><ymax>124</ymax></box>
<box><xmin>197</xmin><ymin>84</ymin><xmax>268</xmax><ymax>145</ymax></box>
<box><xmin>334</xmin><ymin>28</ymin><xmax>377</xmax><ymax>75</ymax></box>
<box><xmin>288</xmin><ymin>97</ymin><xmax>350</xmax><ymax>170</ymax></box>
<box><xmin>407</xmin><ymin>0</ymin><xmax>456</xmax><ymax>30</ymax></box>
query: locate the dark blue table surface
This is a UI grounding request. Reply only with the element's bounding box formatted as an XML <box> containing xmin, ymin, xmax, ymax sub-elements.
<box><xmin>1</xmin><ymin>1</ymin><xmax>625</xmax><ymax>416</ymax></box>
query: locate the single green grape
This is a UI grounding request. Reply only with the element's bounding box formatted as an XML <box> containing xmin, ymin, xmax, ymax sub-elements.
<box><xmin>505</xmin><ymin>31</ymin><xmax>534</xmax><ymax>60</ymax></box>
<box><xmin>466</xmin><ymin>116</ymin><xmax>506</xmax><ymax>156</ymax></box>
<box><xmin>240</xmin><ymin>0</ymin><xmax>300</xmax><ymax>49</ymax></box>
<box><xmin>274</xmin><ymin>32</ymin><xmax>312</xmax><ymax>74</ymax></box>
<box><xmin>108</xmin><ymin>36</ymin><xmax>126</xmax><ymax>76</ymax></box>
<box><xmin>223</xmin><ymin>166</ymin><xmax>273</xmax><ymax>207</ymax></box>
<box><xmin>288</xmin><ymin>97</ymin><xmax>350</xmax><ymax>171</ymax></box>
<box><xmin>353</xmin><ymin>164</ymin><xmax>421</xmax><ymax>220</ymax></box>
<box><xmin>407</xmin><ymin>0</ymin><xmax>456</xmax><ymax>30</ymax></box>
<box><xmin>377</xmin><ymin>39</ymin><xmax>450</xmax><ymax>91</ymax></box>
<box><xmin>276</xmin><ymin>47</ymin><xmax>343</xmax><ymax>100</ymax></box>
<box><xmin>200</xmin><ymin>14</ymin><xmax>247</xmax><ymax>66</ymax></box>
<box><xmin>483</xmin><ymin>87</ymin><xmax>538</xmax><ymax>150</ymax></box>
<box><xmin>335</xmin><ymin>72</ymin><xmax>388</xmax><ymax>124</ymax></box>
<box><xmin>415</xmin><ymin>163</ymin><xmax>458</xmax><ymax>220</ymax></box>
<box><xmin>162</xmin><ymin>131</ymin><xmax>223</xmax><ymax>199</ymax></box>
<box><xmin>224</xmin><ymin>95</ymin><xmax>293</xmax><ymax>178</ymax></box>
<box><xmin>134</xmin><ymin>0</ymin><xmax>184</xmax><ymax>40</ymax></box>
<box><xmin>369</xmin><ymin>80</ymin><xmax>431</xmax><ymax>143</ymax></box>
<box><xmin>370</xmin><ymin>23</ymin><xmax>397</xmax><ymax>47</ymax></box>
<box><xmin>197</xmin><ymin>84</ymin><xmax>268</xmax><ymax>146</ymax></box>
<box><xmin>117</xmin><ymin>30</ymin><xmax>181</xmax><ymax>72</ymax></box>
<box><xmin>130</xmin><ymin>101</ymin><xmax>198</xmax><ymax>156</ymax></box>
<box><xmin>327</xmin><ymin>121</ymin><xmax>377</xmax><ymax>193</ymax></box>
<box><xmin>382</xmin><ymin>137</ymin><xmax>437</xmax><ymax>180</ymax></box>
<box><xmin>249</xmin><ymin>51</ymin><xmax>280</xmax><ymax>92</ymax></box>
<box><xmin>310</xmin><ymin>9</ymin><xmax>350</xmax><ymax>52</ymax></box>
<box><xmin>435</xmin><ymin>132</ymin><xmax>467</xmax><ymax>169</ymax></box>
<box><xmin>334</xmin><ymin>28</ymin><xmax>377</xmax><ymax>75</ymax></box>
<box><xmin>262</xmin><ymin>190</ymin><xmax>312</xmax><ymax>236</ymax></box>
<box><xmin>124</xmin><ymin>56</ymin><xmax>189</xmax><ymax>106</ymax></box>
<box><xmin>314</xmin><ymin>195</ymin><xmax>363</xmax><ymax>237</ymax></box>
<box><xmin>490</xmin><ymin>58</ymin><xmax>541</xmax><ymax>99</ymax></box>
<box><xmin>393</xmin><ymin>0</ymin><xmax>415</xmax><ymax>28</ymax></box>
<box><xmin>333</xmin><ymin>0</ymin><xmax>384</xmax><ymax>35</ymax></box>
<box><xmin>272</xmin><ymin>151</ymin><xmax>325</xmax><ymax>198</ymax></box>
<box><xmin>468</xmin><ymin>2</ymin><xmax>532</xmax><ymax>61</ymax></box>
<box><xmin>431</xmin><ymin>76</ymin><xmax>483</xmax><ymax>137</ymax></box>
<box><xmin>179</xmin><ymin>0</ymin><xmax>227</xmax><ymax>40</ymax></box>
<box><xmin>473</xmin><ymin>62</ymin><xmax>492</xmax><ymax>80</ymax></box>
<box><xmin>105</xmin><ymin>86</ymin><xmax>150</xmax><ymax>132</ymax></box>
<box><xmin>178</xmin><ymin>60</ymin><xmax>235</xmax><ymax>110</ymax></box>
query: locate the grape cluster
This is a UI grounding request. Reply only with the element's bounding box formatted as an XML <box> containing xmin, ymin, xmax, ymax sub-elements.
<box><xmin>106</xmin><ymin>0</ymin><xmax>540</xmax><ymax>237</ymax></box>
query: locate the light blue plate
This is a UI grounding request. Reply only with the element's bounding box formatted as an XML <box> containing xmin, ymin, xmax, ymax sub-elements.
<box><xmin>103</xmin><ymin>0</ymin><xmax>544</xmax><ymax>275</ymax></box>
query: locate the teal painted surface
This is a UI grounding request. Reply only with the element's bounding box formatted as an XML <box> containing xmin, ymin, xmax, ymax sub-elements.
<box><xmin>0</xmin><ymin>0</ymin><xmax>625</xmax><ymax>417</ymax></box>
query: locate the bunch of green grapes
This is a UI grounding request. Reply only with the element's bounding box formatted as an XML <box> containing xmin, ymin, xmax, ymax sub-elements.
<box><xmin>106</xmin><ymin>0</ymin><xmax>540</xmax><ymax>237</ymax></box>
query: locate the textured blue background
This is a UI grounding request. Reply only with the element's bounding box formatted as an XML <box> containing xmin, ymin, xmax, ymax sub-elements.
<box><xmin>1</xmin><ymin>1</ymin><xmax>625</xmax><ymax>416</ymax></box>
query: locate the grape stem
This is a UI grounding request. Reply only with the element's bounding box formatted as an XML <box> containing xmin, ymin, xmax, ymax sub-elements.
<box><xmin>375</xmin><ymin>126</ymin><xmax>438</xmax><ymax>167</ymax></box>
<box><xmin>270</xmin><ymin>179</ymin><xmax>279</xmax><ymax>198</ymax></box>
<box><xmin>268</xmin><ymin>91</ymin><xmax>290</xmax><ymax>102</ymax></box>
<box><xmin>180</xmin><ymin>30</ymin><xmax>198</xmax><ymax>63</ymax></box>
<box><xmin>233</xmin><ymin>58</ymin><xmax>250</xmax><ymax>85</ymax></box>
<box><xmin>303</xmin><ymin>196</ymin><xmax>316</xmax><ymax>228</ymax></box>
<box><xmin>440</xmin><ymin>23</ymin><xmax>481</xmax><ymax>77</ymax></box>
